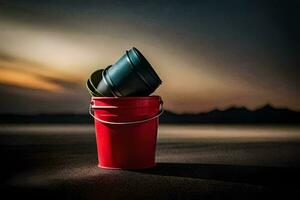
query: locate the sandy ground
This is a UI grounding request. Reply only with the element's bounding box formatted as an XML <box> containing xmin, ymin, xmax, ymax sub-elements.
<box><xmin>0</xmin><ymin>124</ymin><xmax>300</xmax><ymax>200</ymax></box>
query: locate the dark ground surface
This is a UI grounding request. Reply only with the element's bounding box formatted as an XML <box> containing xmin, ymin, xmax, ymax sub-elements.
<box><xmin>0</xmin><ymin>125</ymin><xmax>300</xmax><ymax>200</ymax></box>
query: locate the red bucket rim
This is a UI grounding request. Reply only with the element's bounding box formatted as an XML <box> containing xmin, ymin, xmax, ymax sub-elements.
<box><xmin>92</xmin><ymin>96</ymin><xmax>160</xmax><ymax>100</ymax></box>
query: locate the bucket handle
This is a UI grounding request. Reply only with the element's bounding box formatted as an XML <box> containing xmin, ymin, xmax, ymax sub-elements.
<box><xmin>89</xmin><ymin>100</ymin><xmax>164</xmax><ymax>125</ymax></box>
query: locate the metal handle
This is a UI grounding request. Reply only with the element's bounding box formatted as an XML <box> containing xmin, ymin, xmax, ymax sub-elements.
<box><xmin>89</xmin><ymin>100</ymin><xmax>164</xmax><ymax>125</ymax></box>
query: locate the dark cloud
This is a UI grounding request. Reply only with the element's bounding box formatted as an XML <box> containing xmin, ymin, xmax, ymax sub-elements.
<box><xmin>0</xmin><ymin>52</ymin><xmax>18</xmax><ymax>62</ymax></box>
<box><xmin>0</xmin><ymin>83</ymin><xmax>89</xmax><ymax>114</ymax></box>
<box><xmin>40</xmin><ymin>76</ymin><xmax>82</xmax><ymax>91</ymax></box>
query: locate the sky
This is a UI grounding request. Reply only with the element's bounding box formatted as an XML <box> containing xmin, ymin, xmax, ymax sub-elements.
<box><xmin>0</xmin><ymin>0</ymin><xmax>299</xmax><ymax>114</ymax></box>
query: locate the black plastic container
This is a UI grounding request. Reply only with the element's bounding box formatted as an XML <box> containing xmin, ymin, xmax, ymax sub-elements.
<box><xmin>97</xmin><ymin>47</ymin><xmax>162</xmax><ymax>96</ymax></box>
<box><xmin>86</xmin><ymin>69</ymin><xmax>105</xmax><ymax>96</ymax></box>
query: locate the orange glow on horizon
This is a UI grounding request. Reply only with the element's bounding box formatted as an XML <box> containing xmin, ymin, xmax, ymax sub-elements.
<box><xmin>0</xmin><ymin>68</ymin><xmax>63</xmax><ymax>92</ymax></box>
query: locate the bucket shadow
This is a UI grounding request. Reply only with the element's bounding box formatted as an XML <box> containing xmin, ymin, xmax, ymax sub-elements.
<box><xmin>132</xmin><ymin>162</ymin><xmax>300</xmax><ymax>187</ymax></box>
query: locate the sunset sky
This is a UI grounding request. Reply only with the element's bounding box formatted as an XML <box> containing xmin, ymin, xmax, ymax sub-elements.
<box><xmin>0</xmin><ymin>0</ymin><xmax>299</xmax><ymax>114</ymax></box>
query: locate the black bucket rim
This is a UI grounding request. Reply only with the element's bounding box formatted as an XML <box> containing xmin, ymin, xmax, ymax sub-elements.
<box><xmin>90</xmin><ymin>69</ymin><xmax>103</xmax><ymax>89</ymax></box>
<box><xmin>86</xmin><ymin>79</ymin><xmax>103</xmax><ymax>96</ymax></box>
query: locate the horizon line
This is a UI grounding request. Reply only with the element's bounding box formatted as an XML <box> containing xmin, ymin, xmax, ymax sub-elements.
<box><xmin>0</xmin><ymin>103</ymin><xmax>299</xmax><ymax>116</ymax></box>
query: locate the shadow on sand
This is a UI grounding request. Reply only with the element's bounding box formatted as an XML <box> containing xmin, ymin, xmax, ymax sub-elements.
<box><xmin>132</xmin><ymin>162</ymin><xmax>300</xmax><ymax>187</ymax></box>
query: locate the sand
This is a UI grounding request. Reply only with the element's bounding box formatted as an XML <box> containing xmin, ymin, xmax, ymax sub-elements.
<box><xmin>1</xmin><ymin>124</ymin><xmax>300</xmax><ymax>199</ymax></box>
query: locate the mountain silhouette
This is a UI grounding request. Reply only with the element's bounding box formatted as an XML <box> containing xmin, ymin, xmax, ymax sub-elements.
<box><xmin>0</xmin><ymin>104</ymin><xmax>299</xmax><ymax>124</ymax></box>
<box><xmin>160</xmin><ymin>105</ymin><xmax>300</xmax><ymax>124</ymax></box>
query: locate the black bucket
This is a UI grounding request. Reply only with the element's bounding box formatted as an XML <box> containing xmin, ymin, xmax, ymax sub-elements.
<box><xmin>86</xmin><ymin>69</ymin><xmax>106</xmax><ymax>96</ymax></box>
<box><xmin>86</xmin><ymin>79</ymin><xmax>99</xmax><ymax>96</ymax></box>
<box><xmin>97</xmin><ymin>47</ymin><xmax>162</xmax><ymax>96</ymax></box>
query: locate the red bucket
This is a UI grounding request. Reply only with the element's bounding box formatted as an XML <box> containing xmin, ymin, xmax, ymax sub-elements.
<box><xmin>89</xmin><ymin>96</ymin><xmax>163</xmax><ymax>169</ymax></box>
